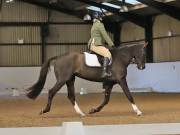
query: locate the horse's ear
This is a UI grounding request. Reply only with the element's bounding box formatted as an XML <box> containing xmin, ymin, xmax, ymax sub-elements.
<box><xmin>143</xmin><ymin>42</ymin><xmax>148</xmax><ymax>48</ymax></box>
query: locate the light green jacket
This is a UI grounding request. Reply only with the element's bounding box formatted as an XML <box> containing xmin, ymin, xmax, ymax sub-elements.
<box><xmin>88</xmin><ymin>19</ymin><xmax>114</xmax><ymax>48</ymax></box>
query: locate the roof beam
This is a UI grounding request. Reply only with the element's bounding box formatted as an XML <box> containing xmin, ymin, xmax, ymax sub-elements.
<box><xmin>74</xmin><ymin>0</ymin><xmax>146</xmax><ymax>27</ymax></box>
<box><xmin>136</xmin><ymin>0</ymin><xmax>180</xmax><ymax>20</ymax></box>
<box><xmin>19</xmin><ymin>0</ymin><xmax>84</xmax><ymax>19</ymax></box>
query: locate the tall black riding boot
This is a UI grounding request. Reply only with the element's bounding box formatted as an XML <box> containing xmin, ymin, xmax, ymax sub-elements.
<box><xmin>101</xmin><ymin>57</ymin><xmax>112</xmax><ymax>78</ymax></box>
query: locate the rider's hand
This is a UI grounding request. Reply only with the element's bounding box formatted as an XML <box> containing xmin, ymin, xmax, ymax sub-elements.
<box><xmin>111</xmin><ymin>45</ymin><xmax>116</xmax><ymax>49</ymax></box>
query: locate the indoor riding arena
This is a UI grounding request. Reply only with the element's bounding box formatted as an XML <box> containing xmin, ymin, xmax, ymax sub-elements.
<box><xmin>0</xmin><ymin>0</ymin><xmax>180</xmax><ymax>135</ymax></box>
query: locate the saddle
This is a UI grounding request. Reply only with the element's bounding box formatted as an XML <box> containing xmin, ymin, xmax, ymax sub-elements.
<box><xmin>84</xmin><ymin>52</ymin><xmax>111</xmax><ymax>67</ymax></box>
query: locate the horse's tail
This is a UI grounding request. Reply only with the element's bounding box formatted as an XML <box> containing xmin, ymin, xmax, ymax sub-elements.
<box><xmin>26</xmin><ymin>56</ymin><xmax>58</xmax><ymax>99</ymax></box>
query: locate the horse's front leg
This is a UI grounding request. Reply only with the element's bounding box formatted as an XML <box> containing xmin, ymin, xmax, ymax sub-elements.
<box><xmin>89</xmin><ymin>83</ymin><xmax>113</xmax><ymax>114</ymax></box>
<box><xmin>66</xmin><ymin>77</ymin><xmax>85</xmax><ymax>117</ymax></box>
<box><xmin>119</xmin><ymin>77</ymin><xmax>142</xmax><ymax>116</ymax></box>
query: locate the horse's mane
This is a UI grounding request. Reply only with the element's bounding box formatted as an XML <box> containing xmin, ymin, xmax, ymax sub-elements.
<box><xmin>117</xmin><ymin>42</ymin><xmax>144</xmax><ymax>50</ymax></box>
<box><xmin>110</xmin><ymin>42</ymin><xmax>145</xmax><ymax>56</ymax></box>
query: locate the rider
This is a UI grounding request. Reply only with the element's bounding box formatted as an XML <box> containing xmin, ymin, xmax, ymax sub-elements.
<box><xmin>88</xmin><ymin>11</ymin><xmax>115</xmax><ymax>78</ymax></box>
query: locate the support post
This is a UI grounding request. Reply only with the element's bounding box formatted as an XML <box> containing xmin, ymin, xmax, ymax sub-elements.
<box><xmin>113</xmin><ymin>22</ymin><xmax>121</xmax><ymax>47</ymax></box>
<box><xmin>145</xmin><ymin>16</ymin><xmax>153</xmax><ymax>63</ymax></box>
<box><xmin>104</xmin><ymin>22</ymin><xmax>121</xmax><ymax>47</ymax></box>
<box><xmin>40</xmin><ymin>24</ymin><xmax>49</xmax><ymax>64</ymax></box>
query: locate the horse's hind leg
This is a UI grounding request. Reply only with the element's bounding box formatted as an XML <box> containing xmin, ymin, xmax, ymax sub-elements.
<box><xmin>40</xmin><ymin>81</ymin><xmax>65</xmax><ymax>115</ymax></box>
<box><xmin>119</xmin><ymin>77</ymin><xmax>142</xmax><ymax>116</ymax></box>
<box><xmin>89</xmin><ymin>82</ymin><xmax>113</xmax><ymax>114</ymax></box>
<box><xmin>66</xmin><ymin>76</ymin><xmax>85</xmax><ymax>116</ymax></box>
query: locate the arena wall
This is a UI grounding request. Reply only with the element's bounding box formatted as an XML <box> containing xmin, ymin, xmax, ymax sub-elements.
<box><xmin>1</xmin><ymin>2</ymin><xmax>180</xmax><ymax>66</ymax></box>
<box><xmin>153</xmin><ymin>15</ymin><xmax>180</xmax><ymax>62</ymax></box>
<box><xmin>121</xmin><ymin>14</ymin><xmax>180</xmax><ymax>62</ymax></box>
<box><xmin>0</xmin><ymin>62</ymin><xmax>180</xmax><ymax>95</ymax></box>
<box><xmin>121</xmin><ymin>22</ymin><xmax>144</xmax><ymax>42</ymax></box>
<box><xmin>0</xmin><ymin>1</ymin><xmax>48</xmax><ymax>22</ymax></box>
<box><xmin>0</xmin><ymin>1</ymin><xmax>91</xmax><ymax>66</ymax></box>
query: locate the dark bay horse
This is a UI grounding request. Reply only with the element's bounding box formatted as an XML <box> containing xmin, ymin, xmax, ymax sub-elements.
<box><xmin>27</xmin><ymin>42</ymin><xmax>147</xmax><ymax>116</ymax></box>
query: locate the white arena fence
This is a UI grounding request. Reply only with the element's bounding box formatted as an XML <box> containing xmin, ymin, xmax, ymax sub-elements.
<box><xmin>1</xmin><ymin>122</ymin><xmax>180</xmax><ymax>135</ymax></box>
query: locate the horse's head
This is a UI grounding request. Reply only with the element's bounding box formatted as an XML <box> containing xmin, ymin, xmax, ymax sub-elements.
<box><xmin>133</xmin><ymin>42</ymin><xmax>147</xmax><ymax>70</ymax></box>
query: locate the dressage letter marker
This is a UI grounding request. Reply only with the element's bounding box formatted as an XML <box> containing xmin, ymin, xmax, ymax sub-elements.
<box><xmin>61</xmin><ymin>122</ymin><xmax>85</xmax><ymax>135</ymax></box>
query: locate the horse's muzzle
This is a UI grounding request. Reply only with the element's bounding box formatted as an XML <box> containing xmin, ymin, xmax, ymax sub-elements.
<box><xmin>137</xmin><ymin>65</ymin><xmax>145</xmax><ymax>70</ymax></box>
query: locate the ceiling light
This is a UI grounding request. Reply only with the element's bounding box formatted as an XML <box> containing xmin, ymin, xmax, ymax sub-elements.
<box><xmin>118</xmin><ymin>0</ymin><xmax>140</xmax><ymax>5</ymax></box>
<box><xmin>102</xmin><ymin>2</ymin><xmax>120</xmax><ymax>9</ymax></box>
<box><xmin>87</xmin><ymin>6</ymin><xmax>106</xmax><ymax>12</ymax></box>
<box><xmin>83</xmin><ymin>14</ymin><xmax>91</xmax><ymax>21</ymax></box>
<box><xmin>119</xmin><ymin>5</ymin><xmax>129</xmax><ymax>12</ymax></box>
<box><xmin>5</xmin><ymin>0</ymin><xmax>14</xmax><ymax>3</ymax></box>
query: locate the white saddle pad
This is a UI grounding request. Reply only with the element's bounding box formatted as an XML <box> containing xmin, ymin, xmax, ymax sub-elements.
<box><xmin>84</xmin><ymin>52</ymin><xmax>101</xmax><ymax>67</ymax></box>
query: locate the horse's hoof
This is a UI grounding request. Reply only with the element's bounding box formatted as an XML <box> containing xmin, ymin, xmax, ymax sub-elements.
<box><xmin>80</xmin><ymin>113</ymin><xmax>86</xmax><ymax>117</ymax></box>
<box><xmin>89</xmin><ymin>108</ymin><xmax>97</xmax><ymax>114</ymax></box>
<box><xmin>39</xmin><ymin>109</ymin><xmax>45</xmax><ymax>115</ymax></box>
<box><xmin>137</xmin><ymin>111</ymin><xmax>142</xmax><ymax>116</ymax></box>
<box><xmin>39</xmin><ymin>112</ymin><xmax>43</xmax><ymax>115</ymax></box>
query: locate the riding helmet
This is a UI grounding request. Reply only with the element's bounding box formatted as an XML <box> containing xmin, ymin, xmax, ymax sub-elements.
<box><xmin>92</xmin><ymin>11</ymin><xmax>103</xmax><ymax>20</ymax></box>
